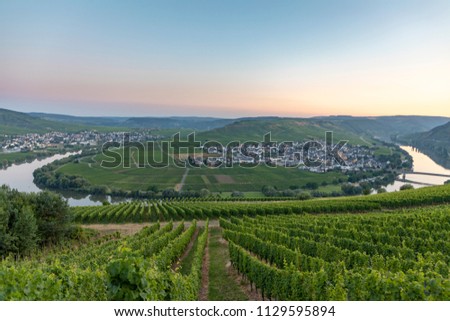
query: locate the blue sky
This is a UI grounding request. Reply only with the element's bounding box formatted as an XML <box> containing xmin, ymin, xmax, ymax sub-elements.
<box><xmin>0</xmin><ymin>0</ymin><xmax>449</xmax><ymax>117</ymax></box>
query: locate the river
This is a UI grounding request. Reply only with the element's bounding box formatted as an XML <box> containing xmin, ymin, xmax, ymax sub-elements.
<box><xmin>0</xmin><ymin>146</ymin><xmax>448</xmax><ymax>205</ymax></box>
<box><xmin>383</xmin><ymin>146</ymin><xmax>450</xmax><ymax>192</ymax></box>
<box><xmin>0</xmin><ymin>152</ymin><xmax>107</xmax><ymax>206</ymax></box>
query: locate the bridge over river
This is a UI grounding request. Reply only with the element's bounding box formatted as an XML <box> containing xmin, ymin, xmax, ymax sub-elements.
<box><xmin>407</xmin><ymin>172</ymin><xmax>450</xmax><ymax>178</ymax></box>
<box><xmin>395</xmin><ymin>171</ymin><xmax>450</xmax><ymax>186</ymax></box>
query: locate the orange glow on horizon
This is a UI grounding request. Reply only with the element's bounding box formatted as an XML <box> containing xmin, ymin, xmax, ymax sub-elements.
<box><xmin>1</xmin><ymin>48</ymin><xmax>449</xmax><ymax>118</ymax></box>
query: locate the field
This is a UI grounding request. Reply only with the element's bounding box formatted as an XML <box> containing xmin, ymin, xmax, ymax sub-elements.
<box><xmin>1</xmin><ymin>184</ymin><xmax>449</xmax><ymax>300</ymax></box>
<box><xmin>56</xmin><ymin>148</ymin><xmax>346</xmax><ymax>193</ymax></box>
<box><xmin>55</xmin><ymin>146</ymin><xmax>347</xmax><ymax>193</ymax></box>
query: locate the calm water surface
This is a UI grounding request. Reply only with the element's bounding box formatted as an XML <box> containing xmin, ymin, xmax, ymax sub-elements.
<box><xmin>384</xmin><ymin>146</ymin><xmax>450</xmax><ymax>192</ymax></box>
<box><xmin>0</xmin><ymin>152</ymin><xmax>105</xmax><ymax>206</ymax></box>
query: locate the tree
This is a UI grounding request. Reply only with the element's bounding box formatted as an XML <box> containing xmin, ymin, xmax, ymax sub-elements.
<box><xmin>147</xmin><ymin>185</ymin><xmax>159</xmax><ymax>193</ymax></box>
<box><xmin>0</xmin><ymin>187</ymin><xmax>73</xmax><ymax>256</ymax></box>
<box><xmin>297</xmin><ymin>192</ymin><xmax>312</xmax><ymax>200</ymax></box>
<box><xmin>90</xmin><ymin>185</ymin><xmax>110</xmax><ymax>195</ymax></box>
<box><xmin>12</xmin><ymin>206</ymin><xmax>39</xmax><ymax>255</ymax></box>
<box><xmin>281</xmin><ymin>189</ymin><xmax>296</xmax><ymax>197</ymax></box>
<box><xmin>199</xmin><ymin>188</ymin><xmax>211</xmax><ymax>198</ymax></box>
<box><xmin>231</xmin><ymin>191</ymin><xmax>244</xmax><ymax>198</ymax></box>
<box><xmin>305</xmin><ymin>182</ymin><xmax>319</xmax><ymax>190</ymax></box>
<box><xmin>377</xmin><ymin>188</ymin><xmax>387</xmax><ymax>194</ymax></box>
<box><xmin>0</xmin><ymin>207</ymin><xmax>16</xmax><ymax>255</ymax></box>
<box><xmin>162</xmin><ymin>189</ymin><xmax>177</xmax><ymax>198</ymax></box>
<box><xmin>262</xmin><ymin>185</ymin><xmax>277</xmax><ymax>197</ymax></box>
<box><xmin>341</xmin><ymin>184</ymin><xmax>363</xmax><ymax>196</ymax></box>
<box><xmin>31</xmin><ymin>191</ymin><xmax>71</xmax><ymax>245</ymax></box>
<box><xmin>400</xmin><ymin>184</ymin><xmax>414</xmax><ymax>191</ymax></box>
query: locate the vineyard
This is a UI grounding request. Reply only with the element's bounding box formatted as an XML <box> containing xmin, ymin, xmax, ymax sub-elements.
<box><xmin>221</xmin><ymin>207</ymin><xmax>450</xmax><ymax>300</ymax></box>
<box><xmin>71</xmin><ymin>184</ymin><xmax>450</xmax><ymax>223</ymax></box>
<box><xmin>0</xmin><ymin>220</ymin><xmax>208</xmax><ymax>300</ymax></box>
<box><xmin>1</xmin><ymin>184</ymin><xmax>450</xmax><ymax>300</ymax></box>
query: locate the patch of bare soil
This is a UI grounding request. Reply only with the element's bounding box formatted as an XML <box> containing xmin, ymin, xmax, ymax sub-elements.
<box><xmin>214</xmin><ymin>174</ymin><xmax>236</xmax><ymax>184</ymax></box>
<box><xmin>82</xmin><ymin>223</ymin><xmax>153</xmax><ymax>236</ymax></box>
<box><xmin>82</xmin><ymin>220</ymin><xmax>219</xmax><ymax>237</ymax></box>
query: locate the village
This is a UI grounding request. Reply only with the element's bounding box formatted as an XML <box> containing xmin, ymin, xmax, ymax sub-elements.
<box><xmin>1</xmin><ymin>130</ymin><xmax>386</xmax><ymax>173</ymax></box>
<box><xmin>0</xmin><ymin>130</ymin><xmax>164</xmax><ymax>153</ymax></box>
<box><xmin>191</xmin><ymin>140</ymin><xmax>383</xmax><ymax>172</ymax></box>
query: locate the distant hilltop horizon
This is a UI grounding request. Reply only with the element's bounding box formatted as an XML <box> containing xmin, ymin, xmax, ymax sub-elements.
<box><xmin>1</xmin><ymin>107</ymin><xmax>449</xmax><ymax>120</ymax></box>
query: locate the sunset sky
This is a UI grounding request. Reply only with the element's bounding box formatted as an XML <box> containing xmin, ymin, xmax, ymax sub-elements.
<box><xmin>0</xmin><ymin>0</ymin><xmax>449</xmax><ymax>117</ymax></box>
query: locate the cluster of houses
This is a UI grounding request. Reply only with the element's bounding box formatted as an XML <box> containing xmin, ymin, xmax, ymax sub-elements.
<box><xmin>1</xmin><ymin>132</ymin><xmax>97</xmax><ymax>153</ymax></box>
<box><xmin>0</xmin><ymin>130</ymin><xmax>166</xmax><ymax>154</ymax></box>
<box><xmin>2</xmin><ymin>132</ymin><xmax>60</xmax><ymax>153</ymax></box>
<box><xmin>1</xmin><ymin>131</ymin><xmax>384</xmax><ymax>173</ymax></box>
<box><xmin>189</xmin><ymin>141</ymin><xmax>383</xmax><ymax>172</ymax></box>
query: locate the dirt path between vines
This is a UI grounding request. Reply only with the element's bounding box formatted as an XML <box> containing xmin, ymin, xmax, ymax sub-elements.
<box><xmin>175</xmin><ymin>167</ymin><xmax>190</xmax><ymax>192</ymax></box>
<box><xmin>198</xmin><ymin>231</ymin><xmax>210</xmax><ymax>300</ymax></box>
<box><xmin>172</xmin><ymin>227</ymin><xmax>199</xmax><ymax>271</ymax></box>
<box><xmin>220</xmin><ymin>237</ymin><xmax>265</xmax><ymax>301</ymax></box>
<box><xmin>83</xmin><ymin>220</ymin><xmax>219</xmax><ymax>236</ymax></box>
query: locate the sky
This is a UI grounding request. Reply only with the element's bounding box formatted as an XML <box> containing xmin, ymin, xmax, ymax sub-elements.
<box><xmin>0</xmin><ymin>0</ymin><xmax>449</xmax><ymax>118</ymax></box>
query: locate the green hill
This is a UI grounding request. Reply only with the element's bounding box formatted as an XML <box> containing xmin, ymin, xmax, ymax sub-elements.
<box><xmin>122</xmin><ymin>116</ymin><xmax>234</xmax><ymax>130</ymax></box>
<box><xmin>413</xmin><ymin>121</ymin><xmax>450</xmax><ymax>141</ymax></box>
<box><xmin>403</xmin><ymin>121</ymin><xmax>450</xmax><ymax>168</ymax></box>
<box><xmin>6</xmin><ymin>108</ymin><xmax>450</xmax><ymax>147</ymax></box>
<box><xmin>322</xmin><ymin>115</ymin><xmax>450</xmax><ymax>142</ymax></box>
<box><xmin>29</xmin><ymin>112</ymin><xmax>128</xmax><ymax>127</ymax></box>
<box><xmin>197</xmin><ymin>115</ymin><xmax>450</xmax><ymax>145</ymax></box>
<box><xmin>0</xmin><ymin>108</ymin><xmax>79</xmax><ymax>134</ymax></box>
<box><xmin>197</xmin><ymin>117</ymin><xmax>371</xmax><ymax>145</ymax></box>
<box><xmin>0</xmin><ymin>108</ymin><xmax>125</xmax><ymax>134</ymax></box>
<box><xmin>30</xmin><ymin>112</ymin><xmax>235</xmax><ymax>130</ymax></box>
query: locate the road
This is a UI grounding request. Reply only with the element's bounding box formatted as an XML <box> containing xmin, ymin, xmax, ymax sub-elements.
<box><xmin>175</xmin><ymin>167</ymin><xmax>190</xmax><ymax>192</ymax></box>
